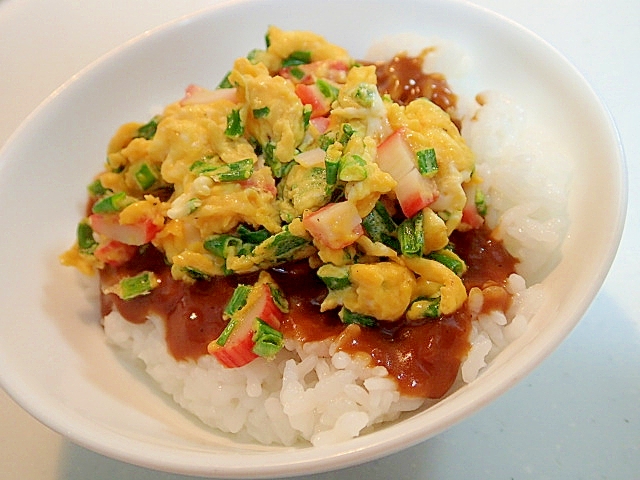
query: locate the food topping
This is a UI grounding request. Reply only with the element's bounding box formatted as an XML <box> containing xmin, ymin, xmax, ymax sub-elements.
<box><xmin>62</xmin><ymin>27</ymin><xmax>518</xmax><ymax>399</ymax></box>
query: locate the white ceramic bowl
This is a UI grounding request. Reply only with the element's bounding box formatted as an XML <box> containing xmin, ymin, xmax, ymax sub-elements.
<box><xmin>0</xmin><ymin>0</ymin><xmax>626</xmax><ymax>477</ymax></box>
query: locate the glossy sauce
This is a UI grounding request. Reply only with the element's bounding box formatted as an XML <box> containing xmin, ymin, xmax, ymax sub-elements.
<box><xmin>101</xmin><ymin>226</ymin><xmax>516</xmax><ymax>398</ymax></box>
<box><xmin>371</xmin><ymin>53</ymin><xmax>458</xmax><ymax>112</ymax></box>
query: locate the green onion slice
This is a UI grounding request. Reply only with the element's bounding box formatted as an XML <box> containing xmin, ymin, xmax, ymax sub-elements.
<box><xmin>117</xmin><ymin>271</ymin><xmax>157</xmax><ymax>300</ymax></box>
<box><xmin>236</xmin><ymin>225</ymin><xmax>271</xmax><ymax>245</ymax></box>
<box><xmin>475</xmin><ymin>188</ymin><xmax>487</xmax><ymax>216</ymax></box>
<box><xmin>252</xmin><ymin>106</ymin><xmax>270</xmax><ymax>118</ymax></box>
<box><xmin>417</xmin><ymin>148</ymin><xmax>438</xmax><ymax>177</ymax></box>
<box><xmin>317</xmin><ymin>264</ymin><xmax>351</xmax><ymax>290</ymax></box>
<box><xmin>134</xmin><ymin>163</ymin><xmax>157</xmax><ymax>191</ymax></box>
<box><xmin>407</xmin><ymin>296</ymin><xmax>440</xmax><ymax>319</ymax></box>
<box><xmin>339</xmin><ymin>308</ymin><xmax>378</xmax><ymax>327</ymax></box>
<box><xmin>252</xmin><ymin>319</ymin><xmax>284</xmax><ymax>358</ymax></box>
<box><xmin>218</xmin><ymin>72</ymin><xmax>233</xmax><ymax>89</ymax></box>
<box><xmin>427</xmin><ymin>250</ymin><xmax>467</xmax><ymax>276</ymax></box>
<box><xmin>77</xmin><ymin>220</ymin><xmax>98</xmax><ymax>253</ymax></box>
<box><xmin>268</xmin><ymin>284</ymin><xmax>290</xmax><ymax>313</ymax></box>
<box><xmin>398</xmin><ymin>211</ymin><xmax>425</xmax><ymax>257</ymax></box>
<box><xmin>191</xmin><ymin>158</ymin><xmax>253</xmax><ymax>182</ymax></box>
<box><xmin>281</xmin><ymin>50</ymin><xmax>312</xmax><ymax>67</ymax></box>
<box><xmin>225</xmin><ymin>109</ymin><xmax>244</xmax><ymax>137</ymax></box>
<box><xmin>325</xmin><ymin>159</ymin><xmax>340</xmax><ymax>187</ymax></box>
<box><xmin>223</xmin><ymin>285</ymin><xmax>252</xmax><ymax>318</ymax></box>
<box><xmin>91</xmin><ymin>191</ymin><xmax>135</xmax><ymax>213</ymax></box>
<box><xmin>215</xmin><ymin>317</ymin><xmax>238</xmax><ymax>347</ymax></box>
<box><xmin>353</xmin><ymin>83</ymin><xmax>377</xmax><ymax>108</ymax></box>
<box><xmin>362</xmin><ymin>201</ymin><xmax>399</xmax><ymax>250</ymax></box>
<box><xmin>87</xmin><ymin>179</ymin><xmax>108</xmax><ymax>197</ymax></box>
<box><xmin>135</xmin><ymin>117</ymin><xmax>160</xmax><ymax>140</ymax></box>
<box><xmin>203</xmin><ymin>234</ymin><xmax>244</xmax><ymax>258</ymax></box>
<box><xmin>316</xmin><ymin>79</ymin><xmax>339</xmax><ymax>101</ymax></box>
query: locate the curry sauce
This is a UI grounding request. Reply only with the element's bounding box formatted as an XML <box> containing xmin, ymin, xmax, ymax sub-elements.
<box><xmin>101</xmin><ymin>225</ymin><xmax>516</xmax><ymax>398</ymax></box>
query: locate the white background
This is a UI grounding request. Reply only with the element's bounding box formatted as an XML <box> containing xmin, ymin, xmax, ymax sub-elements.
<box><xmin>1</xmin><ymin>0</ymin><xmax>638</xmax><ymax>478</ymax></box>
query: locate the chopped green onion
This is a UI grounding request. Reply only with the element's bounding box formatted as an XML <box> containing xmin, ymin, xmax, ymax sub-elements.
<box><xmin>134</xmin><ymin>163</ymin><xmax>157</xmax><ymax>191</ymax></box>
<box><xmin>252</xmin><ymin>106</ymin><xmax>270</xmax><ymax>118</ymax></box>
<box><xmin>191</xmin><ymin>158</ymin><xmax>253</xmax><ymax>182</ymax></box>
<box><xmin>318</xmin><ymin>133</ymin><xmax>335</xmax><ymax>151</ymax></box>
<box><xmin>269</xmin><ymin>160</ymin><xmax>292</xmax><ymax>179</ymax></box>
<box><xmin>215</xmin><ymin>317</ymin><xmax>238</xmax><ymax>347</ymax></box>
<box><xmin>325</xmin><ymin>159</ymin><xmax>340</xmax><ymax>186</ymax></box>
<box><xmin>223</xmin><ymin>284</ymin><xmax>252</xmax><ymax>318</ymax></box>
<box><xmin>118</xmin><ymin>271</ymin><xmax>157</xmax><ymax>300</ymax></box>
<box><xmin>203</xmin><ymin>234</ymin><xmax>244</xmax><ymax>258</ymax></box>
<box><xmin>398</xmin><ymin>211</ymin><xmax>425</xmax><ymax>257</ymax></box>
<box><xmin>135</xmin><ymin>117</ymin><xmax>160</xmax><ymax>140</ymax></box>
<box><xmin>339</xmin><ymin>308</ymin><xmax>378</xmax><ymax>327</ymax></box>
<box><xmin>407</xmin><ymin>296</ymin><xmax>440</xmax><ymax>319</ymax></box>
<box><xmin>236</xmin><ymin>225</ymin><xmax>270</xmax><ymax>245</ymax></box>
<box><xmin>263</xmin><ymin>141</ymin><xmax>291</xmax><ymax>178</ymax></box>
<box><xmin>261</xmin><ymin>229</ymin><xmax>309</xmax><ymax>260</ymax></box>
<box><xmin>87</xmin><ymin>179</ymin><xmax>108</xmax><ymax>197</ymax></box>
<box><xmin>268</xmin><ymin>284</ymin><xmax>289</xmax><ymax>313</ymax></box>
<box><xmin>316</xmin><ymin>79</ymin><xmax>339</xmax><ymax>101</ymax></box>
<box><xmin>289</xmin><ymin>67</ymin><xmax>306</xmax><ymax>80</ymax></box>
<box><xmin>317</xmin><ymin>264</ymin><xmax>350</xmax><ymax>290</ymax></box>
<box><xmin>302</xmin><ymin>105</ymin><xmax>312</xmax><ymax>129</ymax></box>
<box><xmin>281</xmin><ymin>50</ymin><xmax>312</xmax><ymax>67</ymax></box>
<box><xmin>183</xmin><ymin>267</ymin><xmax>211</xmax><ymax>281</ymax></box>
<box><xmin>417</xmin><ymin>148</ymin><xmax>438</xmax><ymax>177</ymax></box>
<box><xmin>184</xmin><ymin>198</ymin><xmax>202</xmax><ymax>215</ymax></box>
<box><xmin>338</xmin><ymin>154</ymin><xmax>368</xmax><ymax>182</ymax></box>
<box><xmin>76</xmin><ymin>220</ymin><xmax>97</xmax><ymax>253</ymax></box>
<box><xmin>246</xmin><ymin>48</ymin><xmax>262</xmax><ymax>63</ymax></box>
<box><xmin>427</xmin><ymin>250</ymin><xmax>466</xmax><ymax>276</ymax></box>
<box><xmin>91</xmin><ymin>191</ymin><xmax>135</xmax><ymax>213</ymax></box>
<box><xmin>362</xmin><ymin>201</ymin><xmax>399</xmax><ymax>250</ymax></box>
<box><xmin>339</xmin><ymin>123</ymin><xmax>356</xmax><ymax>146</ymax></box>
<box><xmin>353</xmin><ymin>83</ymin><xmax>377</xmax><ymax>108</ymax></box>
<box><xmin>252</xmin><ymin>319</ymin><xmax>284</xmax><ymax>358</ymax></box>
<box><xmin>218</xmin><ymin>72</ymin><xmax>233</xmax><ymax>89</ymax></box>
<box><xmin>263</xmin><ymin>141</ymin><xmax>276</xmax><ymax>163</ymax></box>
<box><xmin>475</xmin><ymin>188</ymin><xmax>487</xmax><ymax>216</ymax></box>
<box><xmin>225</xmin><ymin>109</ymin><xmax>244</xmax><ymax>137</ymax></box>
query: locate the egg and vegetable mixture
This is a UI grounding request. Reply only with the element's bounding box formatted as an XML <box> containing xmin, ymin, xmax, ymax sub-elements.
<box><xmin>62</xmin><ymin>27</ymin><xmax>504</xmax><ymax>395</ymax></box>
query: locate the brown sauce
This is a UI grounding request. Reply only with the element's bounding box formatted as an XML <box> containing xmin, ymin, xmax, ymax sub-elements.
<box><xmin>100</xmin><ymin>225</ymin><xmax>516</xmax><ymax>398</ymax></box>
<box><xmin>370</xmin><ymin>53</ymin><xmax>458</xmax><ymax>113</ymax></box>
<box><xmin>101</xmin><ymin>247</ymin><xmax>256</xmax><ymax>359</ymax></box>
<box><xmin>450</xmin><ymin>228</ymin><xmax>518</xmax><ymax>290</ymax></box>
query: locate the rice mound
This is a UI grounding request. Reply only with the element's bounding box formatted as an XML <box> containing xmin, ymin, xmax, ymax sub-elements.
<box><xmin>104</xmin><ymin>312</ymin><xmax>424</xmax><ymax>446</ymax></box>
<box><xmin>101</xmin><ymin>39</ymin><xmax>570</xmax><ymax>446</ymax></box>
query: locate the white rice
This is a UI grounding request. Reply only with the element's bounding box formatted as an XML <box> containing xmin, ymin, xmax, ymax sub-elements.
<box><xmin>101</xmin><ymin>38</ymin><xmax>570</xmax><ymax>446</ymax></box>
<box><xmin>104</xmin><ymin>313</ymin><xmax>424</xmax><ymax>446</ymax></box>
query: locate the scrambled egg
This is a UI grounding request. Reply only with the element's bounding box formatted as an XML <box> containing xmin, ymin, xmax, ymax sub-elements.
<box><xmin>62</xmin><ymin>26</ymin><xmax>481</xmax><ymax>324</ymax></box>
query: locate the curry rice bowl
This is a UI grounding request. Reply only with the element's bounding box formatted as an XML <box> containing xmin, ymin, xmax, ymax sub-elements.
<box><xmin>86</xmin><ymin>33</ymin><xmax>568</xmax><ymax>447</ymax></box>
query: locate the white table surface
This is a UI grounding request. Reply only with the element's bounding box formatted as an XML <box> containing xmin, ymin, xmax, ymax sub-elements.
<box><xmin>1</xmin><ymin>1</ymin><xmax>638</xmax><ymax>478</ymax></box>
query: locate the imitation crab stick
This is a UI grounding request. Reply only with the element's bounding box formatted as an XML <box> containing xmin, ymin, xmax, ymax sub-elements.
<box><xmin>302</xmin><ymin>201</ymin><xmax>364</xmax><ymax>250</ymax></box>
<box><xmin>376</xmin><ymin>129</ymin><xmax>439</xmax><ymax>218</ymax></box>
<box><xmin>209</xmin><ymin>279</ymin><xmax>287</xmax><ymax>368</ymax></box>
<box><xmin>89</xmin><ymin>213</ymin><xmax>162</xmax><ymax>246</ymax></box>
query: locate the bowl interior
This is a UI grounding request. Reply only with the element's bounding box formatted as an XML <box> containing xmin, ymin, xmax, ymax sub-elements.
<box><xmin>0</xmin><ymin>0</ymin><xmax>625</xmax><ymax>477</ymax></box>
